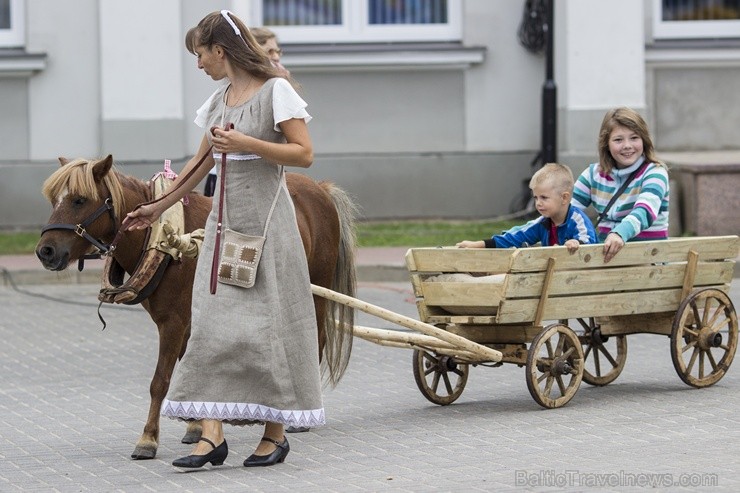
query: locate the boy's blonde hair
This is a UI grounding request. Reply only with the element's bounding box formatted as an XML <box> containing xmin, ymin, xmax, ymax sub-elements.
<box><xmin>529</xmin><ymin>162</ymin><xmax>574</xmax><ymax>195</ymax></box>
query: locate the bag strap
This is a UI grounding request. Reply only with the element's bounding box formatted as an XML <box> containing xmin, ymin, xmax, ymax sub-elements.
<box><xmin>261</xmin><ymin>165</ymin><xmax>285</xmax><ymax>237</ymax></box>
<box><xmin>210</xmin><ymin>123</ymin><xmax>233</xmax><ymax>294</ymax></box>
<box><xmin>209</xmin><ymin>123</ymin><xmax>283</xmax><ymax>294</ymax></box>
<box><xmin>594</xmin><ymin>161</ymin><xmax>648</xmax><ymax>227</ymax></box>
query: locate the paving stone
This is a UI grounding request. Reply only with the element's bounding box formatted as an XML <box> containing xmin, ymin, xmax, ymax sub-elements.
<box><xmin>0</xmin><ymin>281</ymin><xmax>738</xmax><ymax>492</ymax></box>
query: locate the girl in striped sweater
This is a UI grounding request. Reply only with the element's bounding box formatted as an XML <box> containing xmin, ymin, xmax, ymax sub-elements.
<box><xmin>572</xmin><ymin>107</ymin><xmax>669</xmax><ymax>262</ymax></box>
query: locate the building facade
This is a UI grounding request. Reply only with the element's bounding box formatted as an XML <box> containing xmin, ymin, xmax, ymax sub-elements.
<box><xmin>1</xmin><ymin>0</ymin><xmax>739</xmax><ymax>228</ymax></box>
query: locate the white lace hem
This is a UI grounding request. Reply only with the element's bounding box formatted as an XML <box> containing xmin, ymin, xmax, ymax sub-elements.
<box><xmin>211</xmin><ymin>152</ymin><xmax>261</xmax><ymax>161</ymax></box>
<box><xmin>161</xmin><ymin>399</ymin><xmax>325</xmax><ymax>427</ymax></box>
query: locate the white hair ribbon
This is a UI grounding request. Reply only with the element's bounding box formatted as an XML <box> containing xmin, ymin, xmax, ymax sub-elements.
<box><xmin>220</xmin><ymin>10</ymin><xmax>241</xmax><ymax>36</ymax></box>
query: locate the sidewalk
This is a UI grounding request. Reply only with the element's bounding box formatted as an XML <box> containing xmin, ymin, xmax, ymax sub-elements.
<box><xmin>0</xmin><ymin>247</ymin><xmax>412</xmax><ymax>286</ymax></box>
<box><xmin>2</xmin><ymin>246</ymin><xmax>739</xmax><ymax>286</ymax></box>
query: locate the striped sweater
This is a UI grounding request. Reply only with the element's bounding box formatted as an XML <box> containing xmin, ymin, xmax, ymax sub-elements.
<box><xmin>572</xmin><ymin>156</ymin><xmax>669</xmax><ymax>241</ymax></box>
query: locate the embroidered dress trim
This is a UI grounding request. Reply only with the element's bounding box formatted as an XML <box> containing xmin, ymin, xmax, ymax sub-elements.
<box><xmin>212</xmin><ymin>152</ymin><xmax>261</xmax><ymax>161</ymax></box>
<box><xmin>161</xmin><ymin>399</ymin><xmax>326</xmax><ymax>427</ymax></box>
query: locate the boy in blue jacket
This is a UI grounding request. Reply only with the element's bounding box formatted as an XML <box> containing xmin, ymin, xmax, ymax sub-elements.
<box><xmin>457</xmin><ymin>163</ymin><xmax>597</xmax><ymax>253</ymax></box>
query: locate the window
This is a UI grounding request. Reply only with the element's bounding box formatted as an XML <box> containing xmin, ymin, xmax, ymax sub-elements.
<box><xmin>653</xmin><ymin>0</ymin><xmax>740</xmax><ymax>39</ymax></box>
<box><xmin>254</xmin><ymin>0</ymin><xmax>461</xmax><ymax>43</ymax></box>
<box><xmin>0</xmin><ymin>0</ymin><xmax>24</xmax><ymax>47</ymax></box>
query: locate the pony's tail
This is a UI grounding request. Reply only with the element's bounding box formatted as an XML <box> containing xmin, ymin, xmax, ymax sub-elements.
<box><xmin>321</xmin><ymin>183</ymin><xmax>359</xmax><ymax>387</ymax></box>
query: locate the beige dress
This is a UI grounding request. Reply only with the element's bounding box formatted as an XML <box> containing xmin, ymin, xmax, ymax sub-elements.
<box><xmin>161</xmin><ymin>78</ymin><xmax>324</xmax><ymax>428</ymax></box>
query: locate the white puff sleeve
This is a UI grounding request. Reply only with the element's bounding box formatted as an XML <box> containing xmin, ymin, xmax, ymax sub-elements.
<box><xmin>272</xmin><ymin>78</ymin><xmax>312</xmax><ymax>132</ymax></box>
<box><xmin>194</xmin><ymin>91</ymin><xmax>217</xmax><ymax>128</ymax></box>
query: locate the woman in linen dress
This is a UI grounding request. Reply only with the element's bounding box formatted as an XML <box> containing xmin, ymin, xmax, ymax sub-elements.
<box><xmin>125</xmin><ymin>10</ymin><xmax>323</xmax><ymax>469</ymax></box>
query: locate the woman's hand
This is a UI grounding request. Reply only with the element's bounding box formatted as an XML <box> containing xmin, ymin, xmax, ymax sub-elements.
<box><xmin>211</xmin><ymin>126</ymin><xmax>250</xmax><ymax>155</ymax></box>
<box><xmin>603</xmin><ymin>232</ymin><xmax>624</xmax><ymax>263</ymax></box>
<box><xmin>123</xmin><ymin>203</ymin><xmax>166</xmax><ymax>231</ymax></box>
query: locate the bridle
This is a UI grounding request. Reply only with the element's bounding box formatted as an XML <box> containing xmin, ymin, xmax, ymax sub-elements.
<box><xmin>40</xmin><ymin>197</ymin><xmax>119</xmax><ymax>269</ymax></box>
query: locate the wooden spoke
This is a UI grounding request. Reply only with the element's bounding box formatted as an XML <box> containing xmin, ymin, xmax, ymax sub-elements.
<box><xmin>412</xmin><ymin>349</ymin><xmax>469</xmax><ymax>405</ymax></box>
<box><xmin>706</xmin><ymin>350</ymin><xmax>718</xmax><ymax>371</ymax></box>
<box><xmin>671</xmin><ymin>288</ymin><xmax>738</xmax><ymax>388</ymax></box>
<box><xmin>596</xmin><ymin>344</ymin><xmax>619</xmax><ymax>368</ymax></box>
<box><xmin>706</xmin><ymin>303</ymin><xmax>724</xmax><ymax>330</ymax></box>
<box><xmin>577</xmin><ymin>318</ymin><xmax>628</xmax><ymax>387</ymax></box>
<box><xmin>525</xmin><ymin>323</ymin><xmax>584</xmax><ymax>409</ymax></box>
<box><xmin>681</xmin><ymin>340</ymin><xmax>697</xmax><ymax>353</ymax></box>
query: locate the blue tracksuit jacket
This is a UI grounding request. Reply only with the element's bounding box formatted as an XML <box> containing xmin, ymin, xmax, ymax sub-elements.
<box><xmin>485</xmin><ymin>205</ymin><xmax>597</xmax><ymax>248</ymax></box>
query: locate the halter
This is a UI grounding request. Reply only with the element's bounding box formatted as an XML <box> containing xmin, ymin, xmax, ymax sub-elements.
<box><xmin>40</xmin><ymin>197</ymin><xmax>119</xmax><ymax>269</ymax></box>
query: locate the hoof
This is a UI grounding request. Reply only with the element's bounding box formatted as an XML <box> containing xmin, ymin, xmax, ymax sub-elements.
<box><xmin>286</xmin><ymin>426</ymin><xmax>310</xmax><ymax>433</ymax></box>
<box><xmin>181</xmin><ymin>429</ymin><xmax>202</xmax><ymax>444</ymax></box>
<box><xmin>131</xmin><ymin>444</ymin><xmax>157</xmax><ymax>460</ymax></box>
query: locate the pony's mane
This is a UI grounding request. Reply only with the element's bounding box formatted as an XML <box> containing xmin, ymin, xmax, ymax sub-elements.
<box><xmin>42</xmin><ymin>159</ymin><xmax>127</xmax><ymax>220</ymax></box>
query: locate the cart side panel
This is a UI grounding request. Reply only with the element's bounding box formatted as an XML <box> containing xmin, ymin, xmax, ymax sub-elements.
<box><xmin>504</xmin><ymin>261</ymin><xmax>734</xmax><ymax>298</ymax></box>
<box><xmin>497</xmin><ymin>285</ymin><xmax>730</xmax><ymax>324</ymax></box>
<box><xmin>508</xmin><ymin>236</ymin><xmax>739</xmax><ymax>272</ymax></box>
<box><xmin>408</xmin><ymin>247</ymin><xmax>514</xmax><ymax>274</ymax></box>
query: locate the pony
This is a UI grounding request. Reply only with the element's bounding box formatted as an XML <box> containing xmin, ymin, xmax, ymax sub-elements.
<box><xmin>35</xmin><ymin>155</ymin><xmax>356</xmax><ymax>459</ymax></box>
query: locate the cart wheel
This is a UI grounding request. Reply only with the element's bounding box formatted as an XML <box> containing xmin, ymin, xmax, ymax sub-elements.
<box><xmin>574</xmin><ymin>317</ymin><xmax>628</xmax><ymax>386</ymax></box>
<box><xmin>412</xmin><ymin>349</ymin><xmax>468</xmax><ymax>405</ymax></box>
<box><xmin>671</xmin><ymin>288</ymin><xmax>738</xmax><ymax>388</ymax></box>
<box><xmin>526</xmin><ymin>323</ymin><xmax>584</xmax><ymax>408</ymax></box>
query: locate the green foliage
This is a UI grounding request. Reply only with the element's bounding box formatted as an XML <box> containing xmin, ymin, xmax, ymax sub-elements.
<box><xmin>0</xmin><ymin>231</ymin><xmax>41</xmax><ymax>255</ymax></box>
<box><xmin>0</xmin><ymin>220</ymin><xmax>528</xmax><ymax>254</ymax></box>
<box><xmin>356</xmin><ymin>220</ymin><xmax>524</xmax><ymax>247</ymax></box>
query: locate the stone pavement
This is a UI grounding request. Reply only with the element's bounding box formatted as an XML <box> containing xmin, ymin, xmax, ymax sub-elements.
<box><xmin>1</xmin><ymin>251</ymin><xmax>740</xmax><ymax>492</ymax></box>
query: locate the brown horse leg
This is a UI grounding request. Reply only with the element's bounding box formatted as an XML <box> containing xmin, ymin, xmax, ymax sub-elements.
<box><xmin>131</xmin><ymin>316</ymin><xmax>189</xmax><ymax>460</ymax></box>
<box><xmin>181</xmin><ymin>421</ymin><xmax>203</xmax><ymax>444</ymax></box>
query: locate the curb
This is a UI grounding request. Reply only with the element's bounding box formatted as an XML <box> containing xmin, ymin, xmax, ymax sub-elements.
<box><xmin>1</xmin><ymin>263</ymin><xmax>410</xmax><ymax>287</ymax></box>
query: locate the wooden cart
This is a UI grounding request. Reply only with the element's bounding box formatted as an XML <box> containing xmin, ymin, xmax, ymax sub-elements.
<box><xmin>314</xmin><ymin>235</ymin><xmax>738</xmax><ymax>409</ymax></box>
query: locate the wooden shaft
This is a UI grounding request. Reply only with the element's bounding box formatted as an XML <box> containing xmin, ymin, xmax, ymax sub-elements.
<box><xmin>311</xmin><ymin>284</ymin><xmax>502</xmax><ymax>362</ymax></box>
<box><xmin>350</xmin><ymin>325</ymin><xmax>484</xmax><ymax>361</ymax></box>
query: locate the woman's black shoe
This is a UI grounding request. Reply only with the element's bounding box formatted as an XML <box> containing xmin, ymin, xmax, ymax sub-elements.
<box><xmin>172</xmin><ymin>437</ymin><xmax>228</xmax><ymax>468</ymax></box>
<box><xmin>243</xmin><ymin>436</ymin><xmax>289</xmax><ymax>467</ymax></box>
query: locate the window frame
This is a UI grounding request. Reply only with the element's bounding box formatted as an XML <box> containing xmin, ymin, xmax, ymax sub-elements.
<box><xmin>0</xmin><ymin>0</ymin><xmax>24</xmax><ymax>47</ymax></box>
<box><xmin>652</xmin><ymin>0</ymin><xmax>740</xmax><ymax>39</ymax></box>
<box><xmin>252</xmin><ymin>0</ymin><xmax>462</xmax><ymax>44</ymax></box>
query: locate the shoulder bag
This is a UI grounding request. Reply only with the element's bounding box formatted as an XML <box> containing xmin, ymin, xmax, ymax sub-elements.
<box><xmin>212</xmin><ymin>147</ymin><xmax>283</xmax><ymax>292</ymax></box>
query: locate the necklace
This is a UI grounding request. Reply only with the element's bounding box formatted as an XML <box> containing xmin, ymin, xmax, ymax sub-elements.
<box><xmin>229</xmin><ymin>77</ymin><xmax>253</xmax><ymax>106</ymax></box>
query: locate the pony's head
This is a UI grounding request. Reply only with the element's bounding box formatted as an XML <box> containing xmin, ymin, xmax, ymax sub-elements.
<box><xmin>36</xmin><ymin>155</ymin><xmax>125</xmax><ymax>271</ymax></box>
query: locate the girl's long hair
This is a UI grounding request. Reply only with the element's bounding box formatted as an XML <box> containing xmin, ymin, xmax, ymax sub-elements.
<box><xmin>597</xmin><ymin>107</ymin><xmax>664</xmax><ymax>174</ymax></box>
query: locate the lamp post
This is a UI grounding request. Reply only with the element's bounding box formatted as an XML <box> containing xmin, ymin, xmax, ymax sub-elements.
<box><xmin>511</xmin><ymin>0</ymin><xmax>558</xmax><ymax>214</ymax></box>
<box><xmin>541</xmin><ymin>0</ymin><xmax>556</xmax><ymax>165</ymax></box>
